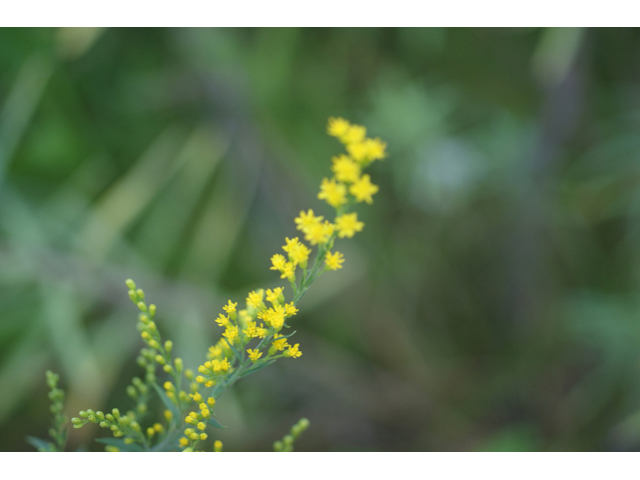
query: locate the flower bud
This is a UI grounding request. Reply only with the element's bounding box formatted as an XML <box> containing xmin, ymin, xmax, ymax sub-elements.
<box><xmin>148</xmin><ymin>304</ymin><xmax>156</xmax><ymax>316</ymax></box>
<box><xmin>137</xmin><ymin>302</ymin><xmax>147</xmax><ymax>312</ymax></box>
<box><xmin>298</xmin><ymin>417</ymin><xmax>310</xmax><ymax>430</ymax></box>
<box><xmin>164</xmin><ymin>340</ymin><xmax>172</xmax><ymax>353</ymax></box>
<box><xmin>136</xmin><ymin>289</ymin><xmax>144</xmax><ymax>300</ymax></box>
<box><xmin>125</xmin><ymin>279</ymin><xmax>136</xmax><ymax>290</ymax></box>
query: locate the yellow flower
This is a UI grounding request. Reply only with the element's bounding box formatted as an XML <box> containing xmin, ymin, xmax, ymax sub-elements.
<box><xmin>284</xmin><ymin>302</ymin><xmax>298</xmax><ymax>317</ymax></box>
<box><xmin>222</xmin><ymin>300</ymin><xmax>237</xmax><ymax>315</ymax></box>
<box><xmin>179</xmin><ymin>437</ymin><xmax>189</xmax><ymax>447</ymax></box>
<box><xmin>284</xmin><ymin>344</ymin><xmax>302</xmax><ymax>358</ymax></box>
<box><xmin>331</xmin><ymin>154</ymin><xmax>361</xmax><ymax>183</ymax></box>
<box><xmin>318</xmin><ymin>178</ymin><xmax>347</xmax><ymax>208</ymax></box>
<box><xmin>280</xmin><ymin>262</ymin><xmax>295</xmax><ymax>280</ymax></box>
<box><xmin>247</xmin><ymin>290</ymin><xmax>264</xmax><ymax>309</ymax></box>
<box><xmin>214</xmin><ymin>440</ymin><xmax>223</xmax><ymax>452</ymax></box>
<box><xmin>349</xmin><ymin>174</ymin><xmax>379</xmax><ymax>204</ymax></box>
<box><xmin>327</xmin><ymin>117</ymin><xmax>351</xmax><ymax>138</ymax></box>
<box><xmin>325</xmin><ymin>251</ymin><xmax>345</xmax><ymax>271</ymax></box>
<box><xmin>335</xmin><ymin>213</ymin><xmax>364</xmax><ymax>238</ymax></box>
<box><xmin>243</xmin><ymin>321</ymin><xmax>258</xmax><ymax>338</ymax></box>
<box><xmin>272</xmin><ymin>336</ymin><xmax>289</xmax><ymax>351</ymax></box>
<box><xmin>289</xmin><ymin>242</ymin><xmax>311</xmax><ymax>266</ymax></box>
<box><xmin>270</xmin><ymin>254</ymin><xmax>287</xmax><ymax>272</ymax></box>
<box><xmin>304</xmin><ymin>220</ymin><xmax>334</xmax><ymax>246</ymax></box>
<box><xmin>346</xmin><ymin>142</ymin><xmax>368</xmax><ymax>163</ymax></box>
<box><xmin>266</xmin><ymin>287</ymin><xmax>284</xmax><ymax>305</ymax></box>
<box><xmin>255</xmin><ymin>325</ymin><xmax>268</xmax><ymax>338</ymax></box>
<box><xmin>223</xmin><ymin>325</ymin><xmax>238</xmax><ymax>343</ymax></box>
<box><xmin>295</xmin><ymin>209</ymin><xmax>324</xmax><ymax>233</ymax></box>
<box><xmin>247</xmin><ymin>349</ymin><xmax>262</xmax><ymax>362</ymax></box>
<box><xmin>215</xmin><ymin>313</ymin><xmax>229</xmax><ymax>327</ymax></box>
<box><xmin>208</xmin><ymin>344</ymin><xmax>223</xmax><ymax>359</ymax></box>
<box><xmin>364</xmin><ymin>137</ymin><xmax>387</xmax><ymax>161</ymax></box>
<box><xmin>342</xmin><ymin>124</ymin><xmax>366</xmax><ymax>145</ymax></box>
<box><xmin>282</xmin><ymin>237</ymin><xmax>311</xmax><ymax>266</ymax></box>
<box><xmin>282</xmin><ymin>237</ymin><xmax>301</xmax><ymax>254</ymax></box>
<box><xmin>258</xmin><ymin>306</ymin><xmax>286</xmax><ymax>330</ymax></box>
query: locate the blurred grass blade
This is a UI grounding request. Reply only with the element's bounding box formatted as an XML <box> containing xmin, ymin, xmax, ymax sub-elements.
<box><xmin>0</xmin><ymin>54</ymin><xmax>53</xmax><ymax>186</ymax></box>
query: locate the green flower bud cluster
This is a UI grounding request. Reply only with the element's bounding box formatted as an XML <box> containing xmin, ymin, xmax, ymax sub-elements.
<box><xmin>127</xmin><ymin>280</ymin><xmax>184</xmax><ymax>408</ymax></box>
<box><xmin>273</xmin><ymin>417</ymin><xmax>310</xmax><ymax>452</ymax></box>
<box><xmin>28</xmin><ymin>371</ymin><xmax>68</xmax><ymax>451</ymax></box>
<box><xmin>72</xmin><ymin>407</ymin><xmax>147</xmax><ymax>445</ymax></box>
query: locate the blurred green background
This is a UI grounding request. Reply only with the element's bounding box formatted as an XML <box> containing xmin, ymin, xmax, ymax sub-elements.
<box><xmin>3</xmin><ymin>27</ymin><xmax>640</xmax><ymax>452</ymax></box>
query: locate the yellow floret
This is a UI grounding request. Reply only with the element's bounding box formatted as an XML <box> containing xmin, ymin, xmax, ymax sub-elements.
<box><xmin>222</xmin><ymin>300</ymin><xmax>237</xmax><ymax>314</ymax></box>
<box><xmin>325</xmin><ymin>251</ymin><xmax>345</xmax><ymax>271</ymax></box>
<box><xmin>265</xmin><ymin>287</ymin><xmax>284</xmax><ymax>305</ymax></box>
<box><xmin>327</xmin><ymin>117</ymin><xmax>351</xmax><ymax>138</ymax></box>
<box><xmin>349</xmin><ymin>174</ymin><xmax>379</xmax><ymax>204</ymax></box>
<box><xmin>332</xmin><ymin>154</ymin><xmax>361</xmax><ymax>183</ymax></box>
<box><xmin>284</xmin><ymin>343</ymin><xmax>302</xmax><ymax>358</ymax></box>
<box><xmin>318</xmin><ymin>178</ymin><xmax>347</xmax><ymax>208</ymax></box>
<box><xmin>247</xmin><ymin>349</ymin><xmax>263</xmax><ymax>362</ymax></box>
<box><xmin>272</xmin><ymin>336</ymin><xmax>289</xmax><ymax>351</ymax></box>
<box><xmin>335</xmin><ymin>213</ymin><xmax>364</xmax><ymax>238</ymax></box>
<box><xmin>295</xmin><ymin>209</ymin><xmax>324</xmax><ymax>233</ymax></box>
<box><xmin>270</xmin><ymin>254</ymin><xmax>287</xmax><ymax>271</ymax></box>
<box><xmin>342</xmin><ymin>124</ymin><xmax>366</xmax><ymax>145</ymax></box>
<box><xmin>247</xmin><ymin>290</ymin><xmax>264</xmax><ymax>309</ymax></box>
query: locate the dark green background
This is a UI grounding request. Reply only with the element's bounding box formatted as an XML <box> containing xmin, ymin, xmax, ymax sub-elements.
<box><xmin>2</xmin><ymin>27</ymin><xmax>640</xmax><ymax>451</ymax></box>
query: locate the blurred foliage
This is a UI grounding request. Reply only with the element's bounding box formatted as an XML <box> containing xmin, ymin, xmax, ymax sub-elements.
<box><xmin>3</xmin><ymin>27</ymin><xmax>640</xmax><ymax>451</ymax></box>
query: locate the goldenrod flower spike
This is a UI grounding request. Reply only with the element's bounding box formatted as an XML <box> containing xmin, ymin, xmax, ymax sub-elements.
<box><xmin>54</xmin><ymin>118</ymin><xmax>386</xmax><ymax>453</ymax></box>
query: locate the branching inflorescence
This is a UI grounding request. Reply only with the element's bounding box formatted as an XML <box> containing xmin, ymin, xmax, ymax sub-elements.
<box><xmin>66</xmin><ymin>118</ymin><xmax>387</xmax><ymax>452</ymax></box>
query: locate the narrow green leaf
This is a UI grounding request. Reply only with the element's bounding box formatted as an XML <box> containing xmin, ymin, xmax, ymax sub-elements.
<box><xmin>25</xmin><ymin>436</ymin><xmax>54</xmax><ymax>452</ymax></box>
<box><xmin>207</xmin><ymin>417</ymin><xmax>226</xmax><ymax>429</ymax></box>
<box><xmin>151</xmin><ymin>430</ymin><xmax>183</xmax><ymax>452</ymax></box>
<box><xmin>152</xmin><ymin>382</ymin><xmax>180</xmax><ymax>420</ymax></box>
<box><xmin>239</xmin><ymin>359</ymin><xmax>276</xmax><ymax>378</ymax></box>
<box><xmin>95</xmin><ymin>437</ymin><xmax>143</xmax><ymax>452</ymax></box>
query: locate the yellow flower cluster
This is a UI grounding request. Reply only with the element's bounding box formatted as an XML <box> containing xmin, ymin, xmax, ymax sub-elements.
<box><xmin>71</xmin><ymin>118</ymin><xmax>386</xmax><ymax>453</ymax></box>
